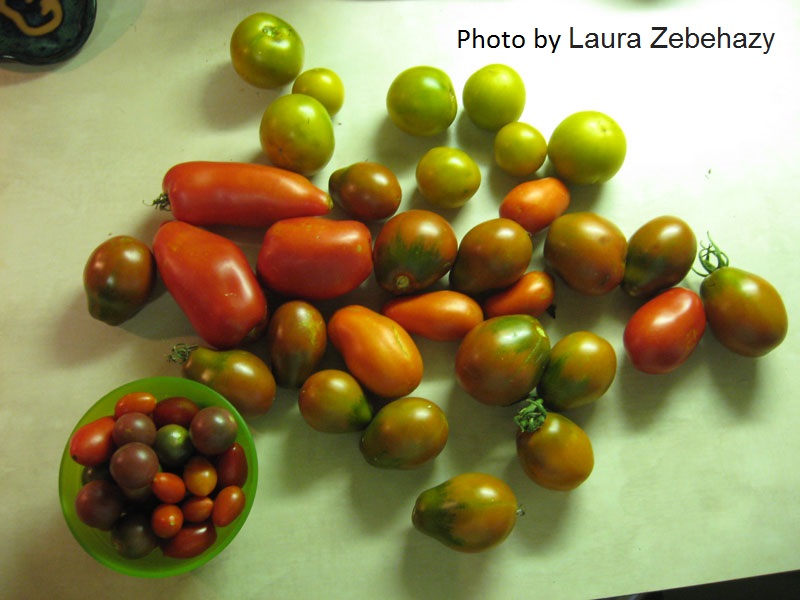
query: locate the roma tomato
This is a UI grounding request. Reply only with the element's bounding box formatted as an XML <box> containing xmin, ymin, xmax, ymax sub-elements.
<box><xmin>264</xmin><ymin>300</ymin><xmax>327</xmax><ymax>388</ymax></box>
<box><xmin>114</xmin><ymin>391</ymin><xmax>157</xmax><ymax>418</ymax></box>
<box><xmin>212</xmin><ymin>486</ymin><xmax>246</xmax><ymax>527</ymax></box>
<box><xmin>152</xmin><ymin>161</ymin><xmax>332</xmax><ymax>228</ymax></box>
<box><xmin>514</xmin><ymin>398</ymin><xmax>594</xmax><ymax>491</ymax></box>
<box><xmin>456</xmin><ymin>315</ymin><xmax>550</xmax><ymax>406</ymax></box>
<box><xmin>482</xmin><ymin>271</ymin><xmax>555</xmax><ymax>319</ymax></box>
<box><xmin>329</xmin><ymin>161</ymin><xmax>402</xmax><ymax>221</ymax></box>
<box><xmin>328</xmin><ymin>305</ymin><xmax>423</xmax><ymax>398</ymax></box>
<box><xmin>382</xmin><ymin>290</ymin><xmax>483</xmax><ymax>342</ymax></box>
<box><xmin>499</xmin><ymin>177</ymin><xmax>571</xmax><ymax>236</ymax></box>
<box><xmin>622</xmin><ymin>215</ymin><xmax>697</xmax><ymax>298</ymax></box>
<box><xmin>449</xmin><ymin>218</ymin><xmax>533</xmax><ymax>295</ymax></box>
<box><xmin>230</xmin><ymin>13</ymin><xmax>304</xmax><ymax>89</ymax></box>
<box><xmin>215</xmin><ymin>442</ymin><xmax>249</xmax><ymax>488</ymax></box>
<box><xmin>161</xmin><ymin>521</ymin><xmax>218</xmax><ymax>559</ymax></box>
<box><xmin>386</xmin><ymin>65</ymin><xmax>457</xmax><ymax>137</ymax></box>
<box><xmin>373</xmin><ymin>209</ymin><xmax>458</xmax><ymax>295</ymax></box>
<box><xmin>153</xmin><ymin>221</ymin><xmax>268</xmax><ymax>349</ymax></box>
<box><xmin>83</xmin><ymin>235</ymin><xmax>155</xmax><ymax>325</ymax></box>
<box><xmin>359</xmin><ymin>397</ymin><xmax>448</xmax><ymax>469</ymax></box>
<box><xmin>151</xmin><ymin>472</ymin><xmax>187</xmax><ymax>504</ymax></box>
<box><xmin>257</xmin><ymin>216</ymin><xmax>372</xmax><ymax>301</ymax></box>
<box><xmin>412</xmin><ymin>472</ymin><xmax>519</xmax><ymax>553</ymax></box>
<box><xmin>623</xmin><ymin>287</ymin><xmax>706</xmax><ymax>374</ymax></box>
<box><xmin>69</xmin><ymin>416</ymin><xmax>116</xmax><ymax>467</ymax></box>
<box><xmin>298</xmin><ymin>369</ymin><xmax>373</xmax><ymax>433</ymax></box>
<box><xmin>544</xmin><ymin>212</ymin><xmax>627</xmax><ymax>295</ymax></box>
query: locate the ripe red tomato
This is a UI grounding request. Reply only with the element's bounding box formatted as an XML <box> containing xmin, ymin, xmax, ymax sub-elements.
<box><xmin>151</xmin><ymin>504</ymin><xmax>184</xmax><ymax>539</ymax></box>
<box><xmin>114</xmin><ymin>391</ymin><xmax>157</xmax><ymax>418</ymax></box>
<box><xmin>381</xmin><ymin>290</ymin><xmax>483</xmax><ymax>341</ymax></box>
<box><xmin>482</xmin><ymin>270</ymin><xmax>555</xmax><ymax>319</ymax></box>
<box><xmin>499</xmin><ymin>177</ymin><xmax>570</xmax><ymax>235</ymax></box>
<box><xmin>215</xmin><ymin>442</ymin><xmax>249</xmax><ymax>488</ymax></box>
<box><xmin>212</xmin><ymin>486</ymin><xmax>247</xmax><ymax>527</ymax></box>
<box><xmin>69</xmin><ymin>416</ymin><xmax>116</xmax><ymax>467</ymax></box>
<box><xmin>161</xmin><ymin>521</ymin><xmax>218</xmax><ymax>559</ymax></box>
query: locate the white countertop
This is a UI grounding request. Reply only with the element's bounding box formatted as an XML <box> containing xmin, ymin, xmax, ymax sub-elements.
<box><xmin>2</xmin><ymin>1</ymin><xmax>799</xmax><ymax>599</ymax></box>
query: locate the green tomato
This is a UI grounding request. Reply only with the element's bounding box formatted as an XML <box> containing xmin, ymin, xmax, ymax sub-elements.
<box><xmin>292</xmin><ymin>67</ymin><xmax>344</xmax><ymax>116</ymax></box>
<box><xmin>494</xmin><ymin>122</ymin><xmax>547</xmax><ymax>177</ymax></box>
<box><xmin>386</xmin><ymin>66</ymin><xmax>457</xmax><ymax>137</ymax></box>
<box><xmin>416</xmin><ymin>146</ymin><xmax>481</xmax><ymax>209</ymax></box>
<box><xmin>230</xmin><ymin>13</ymin><xmax>304</xmax><ymax>89</ymax></box>
<box><xmin>547</xmin><ymin>110</ymin><xmax>626</xmax><ymax>185</ymax></box>
<box><xmin>462</xmin><ymin>64</ymin><xmax>526</xmax><ymax>131</ymax></box>
<box><xmin>259</xmin><ymin>93</ymin><xmax>335</xmax><ymax>175</ymax></box>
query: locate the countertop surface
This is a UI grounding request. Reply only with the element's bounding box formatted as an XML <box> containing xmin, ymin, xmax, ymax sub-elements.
<box><xmin>2</xmin><ymin>1</ymin><xmax>799</xmax><ymax>599</ymax></box>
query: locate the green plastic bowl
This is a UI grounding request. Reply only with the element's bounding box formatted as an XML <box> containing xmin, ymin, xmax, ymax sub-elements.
<box><xmin>59</xmin><ymin>377</ymin><xmax>258</xmax><ymax>577</ymax></box>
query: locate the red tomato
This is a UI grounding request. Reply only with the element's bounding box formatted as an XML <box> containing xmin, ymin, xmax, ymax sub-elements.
<box><xmin>153</xmin><ymin>221</ymin><xmax>268</xmax><ymax>349</ymax></box>
<box><xmin>183</xmin><ymin>456</ymin><xmax>218</xmax><ymax>497</ymax></box>
<box><xmin>69</xmin><ymin>416</ymin><xmax>116</xmax><ymax>467</ymax></box>
<box><xmin>161</xmin><ymin>521</ymin><xmax>218</xmax><ymax>559</ymax></box>
<box><xmin>215</xmin><ymin>442</ymin><xmax>249</xmax><ymax>488</ymax></box>
<box><xmin>257</xmin><ymin>216</ymin><xmax>373</xmax><ymax>300</ymax></box>
<box><xmin>152</xmin><ymin>396</ymin><xmax>200</xmax><ymax>429</ymax></box>
<box><xmin>212</xmin><ymin>486</ymin><xmax>246</xmax><ymax>527</ymax></box>
<box><xmin>151</xmin><ymin>472</ymin><xmax>187</xmax><ymax>504</ymax></box>
<box><xmin>499</xmin><ymin>177</ymin><xmax>570</xmax><ymax>235</ymax></box>
<box><xmin>482</xmin><ymin>271</ymin><xmax>555</xmax><ymax>319</ymax></box>
<box><xmin>114</xmin><ymin>391</ymin><xmax>157</xmax><ymax>418</ymax></box>
<box><xmin>151</xmin><ymin>504</ymin><xmax>184</xmax><ymax>539</ymax></box>
<box><xmin>381</xmin><ymin>290</ymin><xmax>483</xmax><ymax>341</ymax></box>
<box><xmin>623</xmin><ymin>287</ymin><xmax>706</xmax><ymax>374</ymax></box>
<box><xmin>181</xmin><ymin>495</ymin><xmax>215</xmax><ymax>523</ymax></box>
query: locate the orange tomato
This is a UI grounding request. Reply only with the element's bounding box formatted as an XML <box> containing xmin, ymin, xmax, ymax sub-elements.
<box><xmin>482</xmin><ymin>271</ymin><xmax>555</xmax><ymax>319</ymax></box>
<box><xmin>382</xmin><ymin>290</ymin><xmax>483</xmax><ymax>341</ymax></box>
<box><xmin>499</xmin><ymin>177</ymin><xmax>570</xmax><ymax>235</ymax></box>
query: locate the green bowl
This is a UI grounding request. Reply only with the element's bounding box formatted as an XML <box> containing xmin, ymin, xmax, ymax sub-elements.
<box><xmin>59</xmin><ymin>377</ymin><xmax>258</xmax><ymax>577</ymax></box>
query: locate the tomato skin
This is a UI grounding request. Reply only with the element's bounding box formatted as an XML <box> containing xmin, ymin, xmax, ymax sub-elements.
<box><xmin>156</xmin><ymin>161</ymin><xmax>332</xmax><ymax>228</ymax></box>
<box><xmin>298</xmin><ymin>369</ymin><xmax>373</xmax><ymax>433</ymax></box>
<box><xmin>257</xmin><ymin>216</ymin><xmax>373</xmax><ymax>301</ymax></box>
<box><xmin>412</xmin><ymin>472</ymin><xmax>518</xmax><ymax>553</ymax></box>
<box><xmin>215</xmin><ymin>442</ymin><xmax>249</xmax><ymax>488</ymax></box>
<box><xmin>499</xmin><ymin>178</ymin><xmax>571</xmax><ymax>236</ymax></box>
<box><xmin>328</xmin><ymin>305</ymin><xmax>423</xmax><ymax>399</ymax></box>
<box><xmin>329</xmin><ymin>161</ymin><xmax>402</xmax><ymax>221</ymax></box>
<box><xmin>153</xmin><ymin>221</ymin><xmax>268</xmax><ymax>349</ymax></box>
<box><xmin>700</xmin><ymin>267</ymin><xmax>788</xmax><ymax>357</ymax></box>
<box><xmin>482</xmin><ymin>271</ymin><xmax>555</xmax><ymax>319</ymax></box>
<box><xmin>624</xmin><ymin>287</ymin><xmax>707</xmax><ymax>374</ymax></box>
<box><xmin>69</xmin><ymin>416</ymin><xmax>116</xmax><ymax>467</ymax></box>
<box><xmin>382</xmin><ymin>290</ymin><xmax>483</xmax><ymax>342</ymax></box>
<box><xmin>230</xmin><ymin>13</ymin><xmax>304</xmax><ymax>89</ymax></box>
<box><xmin>265</xmin><ymin>300</ymin><xmax>327</xmax><ymax>388</ymax></box>
<box><xmin>161</xmin><ymin>521</ymin><xmax>218</xmax><ymax>559</ymax></box>
<box><xmin>212</xmin><ymin>486</ymin><xmax>246</xmax><ymax>527</ymax></box>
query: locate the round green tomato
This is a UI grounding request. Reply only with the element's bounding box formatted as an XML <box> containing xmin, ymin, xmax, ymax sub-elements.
<box><xmin>259</xmin><ymin>93</ymin><xmax>334</xmax><ymax>175</ymax></box>
<box><xmin>230</xmin><ymin>13</ymin><xmax>304</xmax><ymax>89</ymax></box>
<box><xmin>292</xmin><ymin>67</ymin><xmax>344</xmax><ymax>116</ymax></box>
<box><xmin>416</xmin><ymin>146</ymin><xmax>481</xmax><ymax>209</ymax></box>
<box><xmin>298</xmin><ymin>369</ymin><xmax>373</xmax><ymax>433</ymax></box>
<box><xmin>547</xmin><ymin>110</ymin><xmax>626</xmax><ymax>185</ymax></box>
<box><xmin>494</xmin><ymin>122</ymin><xmax>547</xmax><ymax>177</ymax></box>
<box><xmin>462</xmin><ymin>63</ymin><xmax>526</xmax><ymax>131</ymax></box>
<box><xmin>386</xmin><ymin>66</ymin><xmax>457</xmax><ymax>137</ymax></box>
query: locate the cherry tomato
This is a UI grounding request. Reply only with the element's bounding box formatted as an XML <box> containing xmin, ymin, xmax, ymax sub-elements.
<box><xmin>544</xmin><ymin>212</ymin><xmax>627</xmax><ymax>295</ymax></box>
<box><xmin>83</xmin><ymin>235</ymin><xmax>155</xmax><ymax>325</ymax></box>
<box><xmin>494</xmin><ymin>121</ymin><xmax>547</xmax><ymax>177</ymax></box>
<box><xmin>482</xmin><ymin>271</ymin><xmax>555</xmax><ymax>319</ymax></box>
<box><xmin>264</xmin><ymin>300</ymin><xmax>327</xmax><ymax>388</ymax></box>
<box><xmin>69</xmin><ymin>415</ymin><xmax>116</xmax><ymax>467</ymax></box>
<box><xmin>412</xmin><ymin>472</ymin><xmax>519</xmax><ymax>553</ymax></box>
<box><xmin>111</xmin><ymin>512</ymin><xmax>159</xmax><ymax>559</ymax></box>
<box><xmin>74</xmin><ymin>480</ymin><xmax>125</xmax><ymax>531</ymax></box>
<box><xmin>112</xmin><ymin>412</ymin><xmax>156</xmax><ymax>446</ymax></box>
<box><xmin>416</xmin><ymin>146</ymin><xmax>481</xmax><ymax>209</ymax></box>
<box><xmin>152</xmin><ymin>396</ymin><xmax>199</xmax><ymax>429</ymax></box>
<box><xmin>230</xmin><ymin>13</ymin><xmax>304</xmax><ymax>89</ymax></box>
<box><xmin>462</xmin><ymin>63</ymin><xmax>525</xmax><ymax>131</ymax></box>
<box><xmin>181</xmin><ymin>495</ymin><xmax>214</xmax><ymax>523</ymax></box>
<box><xmin>372</xmin><ymin>209</ymin><xmax>458</xmax><ymax>295</ymax></box>
<box><xmin>161</xmin><ymin>521</ymin><xmax>218</xmax><ymax>559</ymax></box>
<box><xmin>212</xmin><ymin>486</ymin><xmax>247</xmax><ymax>527</ymax></box>
<box><xmin>114</xmin><ymin>391</ymin><xmax>157</xmax><ymax>418</ymax></box>
<box><xmin>386</xmin><ymin>65</ymin><xmax>457</xmax><ymax>137</ymax></box>
<box><xmin>183</xmin><ymin>455</ymin><xmax>218</xmax><ymax>498</ymax></box>
<box><xmin>360</xmin><ymin>397</ymin><xmax>448</xmax><ymax>469</ymax></box>
<box><xmin>382</xmin><ymin>290</ymin><xmax>483</xmax><ymax>342</ymax></box>
<box><xmin>189</xmin><ymin>407</ymin><xmax>238</xmax><ymax>456</ymax></box>
<box><xmin>328</xmin><ymin>305</ymin><xmax>423</xmax><ymax>399</ymax></box>
<box><xmin>292</xmin><ymin>67</ymin><xmax>344</xmax><ymax>115</ymax></box>
<box><xmin>298</xmin><ymin>369</ymin><xmax>374</xmax><ymax>433</ymax></box>
<box><xmin>329</xmin><ymin>161</ymin><xmax>402</xmax><ymax>221</ymax></box>
<box><xmin>153</xmin><ymin>220</ymin><xmax>268</xmax><ymax>350</ymax></box>
<box><xmin>109</xmin><ymin>442</ymin><xmax>159</xmax><ymax>490</ymax></box>
<box><xmin>623</xmin><ymin>287</ymin><xmax>707</xmax><ymax>374</ymax></box>
<box><xmin>215</xmin><ymin>442</ymin><xmax>249</xmax><ymax>488</ymax></box>
<box><xmin>154</xmin><ymin>424</ymin><xmax>194</xmax><ymax>469</ymax></box>
<box><xmin>514</xmin><ymin>398</ymin><xmax>594</xmax><ymax>491</ymax></box>
<box><xmin>151</xmin><ymin>503</ymin><xmax>184</xmax><ymax>539</ymax></box>
<box><xmin>151</xmin><ymin>471</ymin><xmax>187</xmax><ymax>504</ymax></box>
<box><xmin>499</xmin><ymin>177</ymin><xmax>571</xmax><ymax>236</ymax></box>
<box><xmin>257</xmin><ymin>216</ymin><xmax>373</xmax><ymax>301</ymax></box>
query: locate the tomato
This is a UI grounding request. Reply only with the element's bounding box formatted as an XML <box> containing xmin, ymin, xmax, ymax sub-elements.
<box><xmin>153</xmin><ymin>221</ymin><xmax>268</xmax><ymax>349</ymax></box>
<box><xmin>547</xmin><ymin>110</ymin><xmax>627</xmax><ymax>184</ymax></box>
<box><xmin>112</xmin><ymin>412</ymin><xmax>156</xmax><ymax>447</ymax></box>
<box><xmin>622</xmin><ymin>215</ymin><xmax>697</xmax><ymax>299</ymax></box>
<box><xmin>359</xmin><ymin>397</ymin><xmax>448</xmax><ymax>469</ymax></box>
<box><xmin>381</xmin><ymin>290</ymin><xmax>483</xmax><ymax>342</ymax></box>
<box><xmin>259</xmin><ymin>93</ymin><xmax>335</xmax><ymax>175</ymax></box>
<box><xmin>482</xmin><ymin>271</ymin><xmax>555</xmax><ymax>319</ymax></box>
<box><xmin>328</xmin><ymin>305</ymin><xmax>423</xmax><ymax>399</ymax></box>
<box><xmin>449</xmin><ymin>218</ymin><xmax>533</xmax><ymax>295</ymax></box>
<box><xmin>83</xmin><ymin>235</ymin><xmax>155</xmax><ymax>325</ymax></box>
<box><xmin>386</xmin><ymin>65</ymin><xmax>457</xmax><ymax>136</ymax></box>
<box><xmin>455</xmin><ymin>314</ymin><xmax>550</xmax><ymax>406</ymax></box>
<box><xmin>114</xmin><ymin>391</ymin><xmax>157</xmax><ymax>418</ymax></box>
<box><xmin>181</xmin><ymin>495</ymin><xmax>215</xmax><ymax>523</ymax></box>
<box><xmin>415</xmin><ymin>146</ymin><xmax>481</xmax><ymax>209</ymax></box>
<box><xmin>152</xmin><ymin>396</ymin><xmax>199</xmax><ymax>429</ymax></box>
<box><xmin>109</xmin><ymin>442</ymin><xmax>159</xmax><ymax>490</ymax></box>
<box><xmin>544</xmin><ymin>212</ymin><xmax>627</xmax><ymax>295</ymax></box>
<box><xmin>264</xmin><ymin>300</ymin><xmax>327</xmax><ymax>388</ymax></box>
<box><xmin>69</xmin><ymin>416</ymin><xmax>116</xmax><ymax>467</ymax></box>
<box><xmin>462</xmin><ymin>63</ymin><xmax>526</xmax><ymax>131</ymax></box>
<box><xmin>493</xmin><ymin>121</ymin><xmax>547</xmax><ymax>177</ymax></box>
<box><xmin>499</xmin><ymin>177</ymin><xmax>571</xmax><ymax>236</ymax></box>
<box><xmin>154</xmin><ymin>424</ymin><xmax>193</xmax><ymax>469</ymax></box>
<box><xmin>298</xmin><ymin>369</ymin><xmax>373</xmax><ymax>433</ymax></box>
<box><xmin>189</xmin><ymin>407</ymin><xmax>238</xmax><ymax>456</ymax></box>
<box><xmin>152</xmin><ymin>161</ymin><xmax>332</xmax><ymax>228</ymax></box>
<box><xmin>151</xmin><ymin>504</ymin><xmax>183</xmax><ymax>539</ymax></box>
<box><xmin>329</xmin><ymin>161</ymin><xmax>402</xmax><ymax>221</ymax></box>
<box><xmin>215</xmin><ymin>442</ymin><xmax>249</xmax><ymax>488</ymax></box>
<box><xmin>212</xmin><ymin>486</ymin><xmax>246</xmax><ymax>527</ymax></box>
<box><xmin>169</xmin><ymin>344</ymin><xmax>276</xmax><ymax>418</ymax></box>
<box><xmin>515</xmin><ymin>398</ymin><xmax>594</xmax><ymax>491</ymax></box>
<box><xmin>74</xmin><ymin>480</ymin><xmax>125</xmax><ymax>531</ymax></box>
<box><xmin>538</xmin><ymin>331</ymin><xmax>617</xmax><ymax>410</ymax></box>
<box><xmin>183</xmin><ymin>455</ymin><xmax>218</xmax><ymax>497</ymax></box>
<box><xmin>161</xmin><ymin>521</ymin><xmax>218</xmax><ymax>559</ymax></box>
<box><xmin>230</xmin><ymin>13</ymin><xmax>304</xmax><ymax>89</ymax></box>
<box><xmin>111</xmin><ymin>512</ymin><xmax>159</xmax><ymax>559</ymax></box>
<box><xmin>623</xmin><ymin>287</ymin><xmax>706</xmax><ymax>374</ymax></box>
<box><xmin>412</xmin><ymin>472</ymin><xmax>519</xmax><ymax>553</ymax></box>
<box><xmin>372</xmin><ymin>209</ymin><xmax>458</xmax><ymax>295</ymax></box>
<box><xmin>292</xmin><ymin>67</ymin><xmax>344</xmax><ymax>115</ymax></box>
<box><xmin>257</xmin><ymin>216</ymin><xmax>373</xmax><ymax>301</ymax></box>
<box><xmin>151</xmin><ymin>472</ymin><xmax>187</xmax><ymax>505</ymax></box>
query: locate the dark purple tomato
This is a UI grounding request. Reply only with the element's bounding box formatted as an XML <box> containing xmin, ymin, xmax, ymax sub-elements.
<box><xmin>329</xmin><ymin>161</ymin><xmax>402</xmax><ymax>221</ymax></box>
<box><xmin>110</xmin><ymin>512</ymin><xmax>159</xmax><ymax>559</ymax></box>
<box><xmin>74</xmin><ymin>480</ymin><xmax>125</xmax><ymax>531</ymax></box>
<box><xmin>112</xmin><ymin>412</ymin><xmax>157</xmax><ymax>446</ymax></box>
<box><xmin>215</xmin><ymin>442</ymin><xmax>249</xmax><ymax>488</ymax></box>
<box><xmin>161</xmin><ymin>521</ymin><xmax>218</xmax><ymax>559</ymax></box>
<box><xmin>265</xmin><ymin>300</ymin><xmax>327</xmax><ymax>389</ymax></box>
<box><xmin>153</xmin><ymin>396</ymin><xmax>200</xmax><ymax>429</ymax></box>
<box><xmin>189</xmin><ymin>407</ymin><xmax>238</xmax><ymax>456</ymax></box>
<box><xmin>109</xmin><ymin>442</ymin><xmax>160</xmax><ymax>490</ymax></box>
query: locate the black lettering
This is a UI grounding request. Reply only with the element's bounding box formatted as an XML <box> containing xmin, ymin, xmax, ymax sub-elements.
<box><xmin>570</xmin><ymin>26</ymin><xmax>583</xmax><ymax>48</ymax></box>
<box><xmin>748</xmin><ymin>33</ymin><xmax>762</xmax><ymax>49</ymax></box>
<box><xmin>651</xmin><ymin>26</ymin><xmax>667</xmax><ymax>49</ymax></box>
<box><xmin>458</xmin><ymin>30</ymin><xmax>470</xmax><ymax>48</ymax></box>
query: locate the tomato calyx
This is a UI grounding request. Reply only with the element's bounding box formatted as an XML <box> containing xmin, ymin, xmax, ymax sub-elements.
<box><xmin>693</xmin><ymin>233</ymin><xmax>730</xmax><ymax>277</ymax></box>
<box><xmin>167</xmin><ymin>343</ymin><xmax>198</xmax><ymax>364</ymax></box>
<box><xmin>513</xmin><ymin>395</ymin><xmax>547</xmax><ymax>433</ymax></box>
<box><xmin>148</xmin><ymin>193</ymin><xmax>172</xmax><ymax>212</ymax></box>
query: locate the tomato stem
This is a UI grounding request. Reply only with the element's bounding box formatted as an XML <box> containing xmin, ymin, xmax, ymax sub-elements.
<box><xmin>167</xmin><ymin>343</ymin><xmax>198</xmax><ymax>364</ymax></box>
<box><xmin>513</xmin><ymin>395</ymin><xmax>547</xmax><ymax>433</ymax></box>
<box><xmin>692</xmin><ymin>233</ymin><xmax>730</xmax><ymax>277</ymax></box>
<box><xmin>148</xmin><ymin>193</ymin><xmax>172</xmax><ymax>212</ymax></box>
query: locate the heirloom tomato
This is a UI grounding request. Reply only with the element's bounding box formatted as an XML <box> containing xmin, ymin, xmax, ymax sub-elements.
<box><xmin>416</xmin><ymin>146</ymin><xmax>481</xmax><ymax>209</ymax></box>
<box><xmin>455</xmin><ymin>314</ymin><xmax>550</xmax><ymax>406</ymax></box>
<box><xmin>299</xmin><ymin>369</ymin><xmax>374</xmax><ymax>433</ymax></box>
<box><xmin>111</xmin><ymin>513</ymin><xmax>159</xmax><ymax>559</ymax></box>
<box><xmin>189</xmin><ymin>407</ymin><xmax>238</xmax><ymax>456</ymax></box>
<box><xmin>75</xmin><ymin>480</ymin><xmax>124</xmax><ymax>530</ymax></box>
<box><xmin>412</xmin><ymin>472</ymin><xmax>519</xmax><ymax>553</ymax></box>
<box><xmin>493</xmin><ymin>121</ymin><xmax>547</xmax><ymax>177</ymax></box>
<box><xmin>386</xmin><ymin>65</ymin><xmax>457</xmax><ymax>137</ymax></box>
<box><xmin>482</xmin><ymin>271</ymin><xmax>555</xmax><ymax>319</ymax></box>
<box><xmin>215</xmin><ymin>442</ymin><xmax>249</xmax><ymax>488</ymax></box>
<box><xmin>329</xmin><ymin>161</ymin><xmax>402</xmax><ymax>221</ymax></box>
<box><xmin>462</xmin><ymin>64</ymin><xmax>525</xmax><ymax>132</ymax></box>
<box><xmin>499</xmin><ymin>177</ymin><xmax>570</xmax><ymax>236</ymax></box>
<box><xmin>382</xmin><ymin>290</ymin><xmax>483</xmax><ymax>342</ymax></box>
<box><xmin>292</xmin><ymin>67</ymin><xmax>344</xmax><ymax>116</ymax></box>
<box><xmin>328</xmin><ymin>305</ymin><xmax>423</xmax><ymax>399</ymax></box>
<box><xmin>230</xmin><ymin>13</ymin><xmax>304</xmax><ymax>89</ymax></box>
<box><xmin>265</xmin><ymin>300</ymin><xmax>327</xmax><ymax>388</ymax></box>
<box><xmin>373</xmin><ymin>209</ymin><xmax>458</xmax><ymax>295</ymax></box>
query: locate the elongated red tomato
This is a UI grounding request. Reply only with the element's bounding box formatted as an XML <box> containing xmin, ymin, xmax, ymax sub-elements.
<box><xmin>623</xmin><ymin>287</ymin><xmax>706</xmax><ymax>374</ymax></box>
<box><xmin>382</xmin><ymin>290</ymin><xmax>483</xmax><ymax>341</ymax></box>
<box><xmin>152</xmin><ymin>161</ymin><xmax>332</xmax><ymax>227</ymax></box>
<box><xmin>153</xmin><ymin>221</ymin><xmax>268</xmax><ymax>349</ymax></box>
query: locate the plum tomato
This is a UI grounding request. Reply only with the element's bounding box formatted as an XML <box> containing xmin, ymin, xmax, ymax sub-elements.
<box><xmin>359</xmin><ymin>397</ymin><xmax>448</xmax><ymax>469</ymax></box>
<box><xmin>189</xmin><ymin>407</ymin><xmax>238</xmax><ymax>456</ymax></box>
<box><xmin>456</xmin><ymin>314</ymin><xmax>550</xmax><ymax>406</ymax></box>
<box><xmin>493</xmin><ymin>121</ymin><xmax>547</xmax><ymax>177</ymax></box>
<box><xmin>462</xmin><ymin>63</ymin><xmax>525</xmax><ymax>131</ymax></box>
<box><xmin>499</xmin><ymin>177</ymin><xmax>571</xmax><ymax>236</ymax></box>
<box><xmin>74</xmin><ymin>480</ymin><xmax>125</xmax><ymax>531</ymax></box>
<box><xmin>215</xmin><ymin>442</ymin><xmax>249</xmax><ymax>488</ymax></box>
<box><xmin>382</xmin><ymin>290</ymin><xmax>484</xmax><ymax>342</ymax></box>
<box><xmin>111</xmin><ymin>512</ymin><xmax>159</xmax><ymax>559</ymax></box>
<box><xmin>623</xmin><ymin>287</ymin><xmax>707</xmax><ymax>374</ymax></box>
<box><xmin>386</xmin><ymin>65</ymin><xmax>457</xmax><ymax>137</ymax></box>
<box><xmin>69</xmin><ymin>415</ymin><xmax>116</xmax><ymax>467</ymax></box>
<box><xmin>298</xmin><ymin>369</ymin><xmax>374</xmax><ymax>433</ymax></box>
<box><xmin>182</xmin><ymin>495</ymin><xmax>215</xmax><ymax>523</ymax></box>
<box><xmin>161</xmin><ymin>521</ymin><xmax>218</xmax><ymax>559</ymax></box>
<box><xmin>230</xmin><ymin>13</ymin><xmax>304</xmax><ymax>89</ymax></box>
<box><xmin>151</xmin><ymin>472</ymin><xmax>187</xmax><ymax>505</ymax></box>
<box><xmin>514</xmin><ymin>398</ymin><xmax>594</xmax><ymax>491</ymax></box>
<box><xmin>416</xmin><ymin>146</ymin><xmax>481</xmax><ymax>209</ymax></box>
<box><xmin>329</xmin><ymin>161</ymin><xmax>402</xmax><ymax>221</ymax></box>
<box><xmin>538</xmin><ymin>331</ymin><xmax>617</xmax><ymax>410</ymax></box>
<box><xmin>265</xmin><ymin>300</ymin><xmax>327</xmax><ymax>389</ymax></box>
<box><xmin>622</xmin><ymin>215</ymin><xmax>697</xmax><ymax>299</ymax></box>
<box><xmin>292</xmin><ymin>67</ymin><xmax>344</xmax><ymax>115</ymax></box>
<box><xmin>114</xmin><ymin>391</ymin><xmax>157</xmax><ymax>418</ymax></box>
<box><xmin>412</xmin><ymin>472</ymin><xmax>519</xmax><ymax>553</ymax></box>
<box><xmin>482</xmin><ymin>271</ymin><xmax>555</xmax><ymax>320</ymax></box>
<box><xmin>212</xmin><ymin>486</ymin><xmax>247</xmax><ymax>527</ymax></box>
<box><xmin>544</xmin><ymin>212</ymin><xmax>627</xmax><ymax>295</ymax></box>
